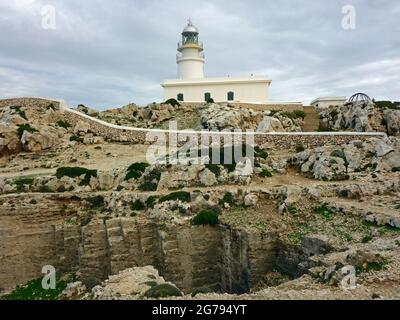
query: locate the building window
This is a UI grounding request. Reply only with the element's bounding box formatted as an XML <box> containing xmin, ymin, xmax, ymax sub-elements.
<box><xmin>204</xmin><ymin>92</ymin><xmax>211</xmax><ymax>102</ymax></box>
<box><xmin>177</xmin><ymin>93</ymin><xmax>184</xmax><ymax>102</ymax></box>
<box><xmin>227</xmin><ymin>91</ymin><xmax>234</xmax><ymax>101</ymax></box>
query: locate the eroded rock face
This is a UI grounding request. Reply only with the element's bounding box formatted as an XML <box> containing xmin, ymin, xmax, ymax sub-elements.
<box><xmin>290</xmin><ymin>137</ymin><xmax>400</xmax><ymax>181</ymax></box>
<box><xmin>318</xmin><ymin>101</ymin><xmax>400</xmax><ymax>136</ymax></box>
<box><xmin>383</xmin><ymin>109</ymin><xmax>400</xmax><ymax>136</ymax></box>
<box><xmin>0</xmin><ymin>123</ymin><xmax>22</xmax><ymax>156</ymax></box>
<box><xmin>200</xmin><ymin>104</ymin><xmax>303</xmax><ymax>132</ymax></box>
<box><xmin>21</xmin><ymin>127</ymin><xmax>60</xmax><ymax>152</ymax></box>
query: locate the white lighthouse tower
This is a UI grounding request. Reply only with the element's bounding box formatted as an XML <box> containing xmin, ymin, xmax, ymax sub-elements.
<box><xmin>162</xmin><ymin>20</ymin><xmax>272</xmax><ymax>103</ymax></box>
<box><xmin>176</xmin><ymin>20</ymin><xmax>205</xmax><ymax>79</ymax></box>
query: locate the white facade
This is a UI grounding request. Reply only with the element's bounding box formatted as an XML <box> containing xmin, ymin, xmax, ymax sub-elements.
<box><xmin>310</xmin><ymin>97</ymin><xmax>347</xmax><ymax>109</ymax></box>
<box><xmin>163</xmin><ymin>76</ymin><xmax>271</xmax><ymax>103</ymax></box>
<box><xmin>162</xmin><ymin>21</ymin><xmax>271</xmax><ymax>103</ymax></box>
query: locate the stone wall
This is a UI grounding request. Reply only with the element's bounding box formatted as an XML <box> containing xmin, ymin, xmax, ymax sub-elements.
<box><xmin>0</xmin><ymin>97</ymin><xmax>61</xmax><ymax>110</ymax></box>
<box><xmin>62</xmin><ymin>108</ymin><xmax>385</xmax><ymax>150</ymax></box>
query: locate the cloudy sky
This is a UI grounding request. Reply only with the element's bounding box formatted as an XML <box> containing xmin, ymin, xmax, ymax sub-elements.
<box><xmin>0</xmin><ymin>0</ymin><xmax>399</xmax><ymax>109</ymax></box>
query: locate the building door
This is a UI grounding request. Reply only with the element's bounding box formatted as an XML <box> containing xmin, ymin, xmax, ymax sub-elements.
<box><xmin>204</xmin><ymin>92</ymin><xmax>211</xmax><ymax>102</ymax></box>
<box><xmin>177</xmin><ymin>93</ymin><xmax>184</xmax><ymax>102</ymax></box>
<box><xmin>227</xmin><ymin>91</ymin><xmax>234</xmax><ymax>101</ymax></box>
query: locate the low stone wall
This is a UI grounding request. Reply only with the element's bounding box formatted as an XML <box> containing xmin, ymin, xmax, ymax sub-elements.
<box><xmin>0</xmin><ymin>97</ymin><xmax>61</xmax><ymax>110</ymax></box>
<box><xmin>62</xmin><ymin>108</ymin><xmax>385</xmax><ymax>149</ymax></box>
<box><xmin>180</xmin><ymin>102</ymin><xmax>303</xmax><ymax>111</ymax></box>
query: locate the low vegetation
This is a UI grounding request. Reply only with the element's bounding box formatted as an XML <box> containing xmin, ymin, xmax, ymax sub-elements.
<box><xmin>159</xmin><ymin>191</ymin><xmax>191</xmax><ymax>203</ymax></box>
<box><xmin>55</xmin><ymin>167</ymin><xmax>98</xmax><ymax>186</ymax></box>
<box><xmin>192</xmin><ymin>209</ymin><xmax>219</xmax><ymax>226</ymax></box>
<box><xmin>4</xmin><ymin>277</ymin><xmax>67</xmax><ymax>300</ymax></box>
<box><xmin>125</xmin><ymin>162</ymin><xmax>149</xmax><ymax>181</ymax></box>
<box><xmin>144</xmin><ymin>284</ymin><xmax>182</xmax><ymax>298</ymax></box>
<box><xmin>17</xmin><ymin>124</ymin><xmax>38</xmax><ymax>139</ymax></box>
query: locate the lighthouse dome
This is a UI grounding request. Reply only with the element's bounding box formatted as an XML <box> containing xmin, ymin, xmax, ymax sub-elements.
<box><xmin>182</xmin><ymin>21</ymin><xmax>199</xmax><ymax>34</ymax></box>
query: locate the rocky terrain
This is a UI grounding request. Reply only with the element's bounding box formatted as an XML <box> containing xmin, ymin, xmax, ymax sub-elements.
<box><xmin>317</xmin><ymin>100</ymin><xmax>400</xmax><ymax>136</ymax></box>
<box><xmin>0</xmin><ymin>98</ymin><xmax>400</xmax><ymax>300</ymax></box>
<box><xmin>80</xmin><ymin>102</ymin><xmax>305</xmax><ymax>132</ymax></box>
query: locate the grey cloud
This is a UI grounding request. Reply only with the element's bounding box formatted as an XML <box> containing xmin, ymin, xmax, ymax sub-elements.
<box><xmin>0</xmin><ymin>0</ymin><xmax>399</xmax><ymax>109</ymax></box>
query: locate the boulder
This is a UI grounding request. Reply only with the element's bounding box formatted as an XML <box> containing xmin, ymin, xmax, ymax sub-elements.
<box><xmin>74</xmin><ymin>121</ymin><xmax>91</xmax><ymax>135</ymax></box>
<box><xmin>21</xmin><ymin>128</ymin><xmax>59</xmax><ymax>152</ymax></box>
<box><xmin>198</xmin><ymin>168</ymin><xmax>217</xmax><ymax>187</ymax></box>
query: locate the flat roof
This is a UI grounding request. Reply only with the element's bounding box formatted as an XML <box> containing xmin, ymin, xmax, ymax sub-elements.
<box><xmin>162</xmin><ymin>76</ymin><xmax>271</xmax><ymax>87</ymax></box>
<box><xmin>310</xmin><ymin>97</ymin><xmax>347</xmax><ymax>105</ymax></box>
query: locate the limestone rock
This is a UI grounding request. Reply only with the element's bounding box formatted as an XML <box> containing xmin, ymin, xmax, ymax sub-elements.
<box><xmin>74</xmin><ymin>121</ymin><xmax>91</xmax><ymax>135</ymax></box>
<box><xmin>198</xmin><ymin>168</ymin><xmax>217</xmax><ymax>187</ymax></box>
<box><xmin>21</xmin><ymin>128</ymin><xmax>59</xmax><ymax>152</ymax></box>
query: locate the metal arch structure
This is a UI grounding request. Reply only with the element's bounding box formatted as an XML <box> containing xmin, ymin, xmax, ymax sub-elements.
<box><xmin>348</xmin><ymin>93</ymin><xmax>372</xmax><ymax>103</ymax></box>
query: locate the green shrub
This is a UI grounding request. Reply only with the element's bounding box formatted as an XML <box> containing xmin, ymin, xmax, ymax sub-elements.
<box><xmin>138</xmin><ymin>168</ymin><xmax>161</xmax><ymax>191</ymax></box>
<box><xmin>295</xmin><ymin>144</ymin><xmax>305</xmax><ymax>153</ymax></box>
<box><xmin>374</xmin><ymin>101</ymin><xmax>400</xmax><ymax>110</ymax></box>
<box><xmin>81</xmin><ymin>276</ymin><xmax>102</xmax><ymax>289</ymax></box>
<box><xmin>70</xmin><ymin>135</ymin><xmax>83</xmax><ymax>143</ymax></box>
<box><xmin>10</xmin><ymin>106</ymin><xmax>28</xmax><ymax>120</ymax></box>
<box><xmin>254</xmin><ymin>146</ymin><xmax>268</xmax><ymax>159</ymax></box>
<box><xmin>259</xmin><ymin>169</ymin><xmax>273</xmax><ymax>178</ymax></box>
<box><xmin>205</xmin><ymin>163</ymin><xmax>221</xmax><ymax>176</ymax></box>
<box><xmin>145</xmin><ymin>196</ymin><xmax>157</xmax><ymax>209</ymax></box>
<box><xmin>293</xmin><ymin>110</ymin><xmax>306</xmax><ymax>119</ymax></box>
<box><xmin>192</xmin><ymin>209</ymin><xmax>219</xmax><ymax>226</ymax></box>
<box><xmin>131</xmin><ymin>199</ymin><xmax>145</xmax><ymax>211</ymax></box>
<box><xmin>125</xmin><ymin>162</ymin><xmax>149</xmax><ymax>181</ymax></box>
<box><xmin>144</xmin><ymin>283</ymin><xmax>182</xmax><ymax>298</ymax></box>
<box><xmin>56</xmin><ymin>120</ymin><xmax>71</xmax><ymax>129</ymax></box>
<box><xmin>145</xmin><ymin>281</ymin><xmax>158</xmax><ymax>288</ymax></box>
<box><xmin>159</xmin><ymin>191</ymin><xmax>191</xmax><ymax>203</ymax></box>
<box><xmin>5</xmin><ymin>277</ymin><xmax>67</xmax><ymax>300</ymax></box>
<box><xmin>55</xmin><ymin>167</ymin><xmax>97</xmax><ymax>186</ymax></box>
<box><xmin>164</xmin><ymin>98</ymin><xmax>180</xmax><ymax>107</ymax></box>
<box><xmin>219</xmin><ymin>192</ymin><xmax>235</xmax><ymax>206</ymax></box>
<box><xmin>14</xmin><ymin>177</ymin><xmax>34</xmax><ymax>192</ymax></box>
<box><xmin>206</xmin><ymin>98</ymin><xmax>214</xmax><ymax>104</ymax></box>
<box><xmin>191</xmin><ymin>286</ymin><xmax>213</xmax><ymax>297</ymax></box>
<box><xmin>87</xmin><ymin>195</ymin><xmax>104</xmax><ymax>210</ymax></box>
<box><xmin>17</xmin><ymin>124</ymin><xmax>38</xmax><ymax>139</ymax></box>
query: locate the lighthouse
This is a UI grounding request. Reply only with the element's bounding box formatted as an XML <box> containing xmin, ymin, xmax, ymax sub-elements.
<box><xmin>177</xmin><ymin>20</ymin><xmax>205</xmax><ymax>79</ymax></box>
<box><xmin>162</xmin><ymin>20</ymin><xmax>272</xmax><ymax>103</ymax></box>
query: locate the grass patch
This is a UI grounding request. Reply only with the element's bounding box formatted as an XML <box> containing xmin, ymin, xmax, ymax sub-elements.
<box><xmin>5</xmin><ymin>277</ymin><xmax>67</xmax><ymax>300</ymax></box>
<box><xmin>192</xmin><ymin>209</ymin><xmax>219</xmax><ymax>226</ymax></box>
<box><xmin>55</xmin><ymin>167</ymin><xmax>97</xmax><ymax>186</ymax></box>
<box><xmin>356</xmin><ymin>259</ymin><xmax>388</xmax><ymax>275</ymax></box>
<box><xmin>314</xmin><ymin>204</ymin><xmax>334</xmax><ymax>220</ymax></box>
<box><xmin>159</xmin><ymin>191</ymin><xmax>191</xmax><ymax>203</ymax></box>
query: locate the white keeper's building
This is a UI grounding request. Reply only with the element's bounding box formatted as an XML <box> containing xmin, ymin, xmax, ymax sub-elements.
<box><xmin>162</xmin><ymin>20</ymin><xmax>271</xmax><ymax>104</ymax></box>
